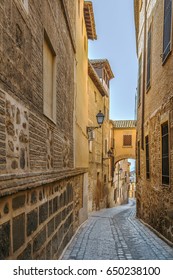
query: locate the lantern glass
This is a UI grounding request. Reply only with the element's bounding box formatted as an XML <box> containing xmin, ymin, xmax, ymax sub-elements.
<box><xmin>96</xmin><ymin>110</ymin><xmax>105</xmax><ymax>125</ymax></box>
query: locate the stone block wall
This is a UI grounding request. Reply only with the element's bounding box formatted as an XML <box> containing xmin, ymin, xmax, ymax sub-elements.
<box><xmin>0</xmin><ymin>174</ymin><xmax>84</xmax><ymax>260</ymax></box>
<box><xmin>135</xmin><ymin>0</ymin><xmax>173</xmax><ymax>242</ymax></box>
<box><xmin>0</xmin><ymin>0</ymin><xmax>88</xmax><ymax>259</ymax></box>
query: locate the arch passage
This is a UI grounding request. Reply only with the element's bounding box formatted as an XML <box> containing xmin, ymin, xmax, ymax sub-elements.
<box><xmin>112</xmin><ymin>120</ymin><xmax>136</xmax><ymax>164</ymax></box>
<box><xmin>114</xmin><ymin>154</ymin><xmax>136</xmax><ymax>165</ymax></box>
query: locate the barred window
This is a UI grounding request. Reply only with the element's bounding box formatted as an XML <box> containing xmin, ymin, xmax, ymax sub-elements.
<box><xmin>163</xmin><ymin>0</ymin><xmax>172</xmax><ymax>63</ymax></box>
<box><xmin>43</xmin><ymin>33</ymin><xmax>56</xmax><ymax>122</ymax></box>
<box><xmin>145</xmin><ymin>135</ymin><xmax>150</xmax><ymax>179</ymax></box>
<box><xmin>123</xmin><ymin>135</ymin><xmax>132</xmax><ymax>146</ymax></box>
<box><xmin>146</xmin><ymin>26</ymin><xmax>152</xmax><ymax>91</ymax></box>
<box><xmin>162</xmin><ymin>122</ymin><xmax>169</xmax><ymax>185</ymax></box>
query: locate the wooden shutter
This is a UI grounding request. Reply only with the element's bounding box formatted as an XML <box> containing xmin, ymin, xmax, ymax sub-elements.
<box><xmin>123</xmin><ymin>135</ymin><xmax>132</xmax><ymax>146</ymax></box>
<box><xmin>162</xmin><ymin>123</ymin><xmax>169</xmax><ymax>185</ymax></box>
<box><xmin>146</xmin><ymin>26</ymin><xmax>151</xmax><ymax>90</ymax></box>
<box><xmin>163</xmin><ymin>0</ymin><xmax>172</xmax><ymax>62</ymax></box>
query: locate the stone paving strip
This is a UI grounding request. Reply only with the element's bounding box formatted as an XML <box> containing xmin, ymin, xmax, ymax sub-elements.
<box><xmin>61</xmin><ymin>199</ymin><xmax>173</xmax><ymax>260</ymax></box>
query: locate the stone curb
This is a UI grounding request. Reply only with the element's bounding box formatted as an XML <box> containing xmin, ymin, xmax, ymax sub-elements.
<box><xmin>138</xmin><ymin>217</ymin><xmax>173</xmax><ymax>248</ymax></box>
<box><xmin>59</xmin><ymin>219</ymin><xmax>88</xmax><ymax>260</ymax></box>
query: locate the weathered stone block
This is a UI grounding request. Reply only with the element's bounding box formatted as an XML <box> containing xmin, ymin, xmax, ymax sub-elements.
<box><xmin>13</xmin><ymin>213</ymin><xmax>25</xmax><ymax>252</ymax></box>
<box><xmin>35</xmin><ymin>248</ymin><xmax>46</xmax><ymax>260</ymax></box>
<box><xmin>31</xmin><ymin>191</ymin><xmax>37</xmax><ymax>204</ymax></box>
<box><xmin>47</xmin><ymin>218</ymin><xmax>54</xmax><ymax>237</ymax></box>
<box><xmin>17</xmin><ymin>243</ymin><xmax>32</xmax><ymax>260</ymax></box>
<box><xmin>12</xmin><ymin>194</ymin><xmax>25</xmax><ymax>210</ymax></box>
<box><xmin>46</xmin><ymin>241</ymin><xmax>52</xmax><ymax>259</ymax></box>
<box><xmin>39</xmin><ymin>202</ymin><xmax>48</xmax><ymax>224</ymax></box>
<box><xmin>55</xmin><ymin>212</ymin><xmax>61</xmax><ymax>228</ymax></box>
<box><xmin>0</xmin><ymin>221</ymin><xmax>10</xmax><ymax>259</ymax></box>
<box><xmin>52</xmin><ymin>233</ymin><xmax>59</xmax><ymax>256</ymax></box>
<box><xmin>27</xmin><ymin>208</ymin><xmax>38</xmax><ymax>236</ymax></box>
<box><xmin>49</xmin><ymin>199</ymin><xmax>53</xmax><ymax>216</ymax></box>
<box><xmin>33</xmin><ymin>227</ymin><xmax>46</xmax><ymax>253</ymax></box>
<box><xmin>53</xmin><ymin>197</ymin><xmax>58</xmax><ymax>213</ymax></box>
<box><xmin>3</xmin><ymin>202</ymin><xmax>9</xmax><ymax>214</ymax></box>
<box><xmin>62</xmin><ymin>208</ymin><xmax>66</xmax><ymax>220</ymax></box>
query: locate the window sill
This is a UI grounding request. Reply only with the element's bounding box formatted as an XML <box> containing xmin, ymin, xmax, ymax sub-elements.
<box><xmin>43</xmin><ymin>112</ymin><xmax>56</xmax><ymax>125</ymax></box>
<box><xmin>146</xmin><ymin>84</ymin><xmax>151</xmax><ymax>93</ymax></box>
<box><xmin>161</xmin><ymin>184</ymin><xmax>170</xmax><ymax>187</ymax></box>
<box><xmin>162</xmin><ymin>49</ymin><xmax>172</xmax><ymax>66</ymax></box>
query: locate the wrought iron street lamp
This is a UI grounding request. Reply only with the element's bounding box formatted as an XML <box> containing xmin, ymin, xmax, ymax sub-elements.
<box><xmin>87</xmin><ymin>110</ymin><xmax>105</xmax><ymax>134</ymax></box>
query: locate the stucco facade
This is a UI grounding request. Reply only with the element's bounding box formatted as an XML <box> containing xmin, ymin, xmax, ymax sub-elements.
<box><xmin>134</xmin><ymin>0</ymin><xmax>173</xmax><ymax>242</ymax></box>
<box><xmin>88</xmin><ymin>60</ymin><xmax>114</xmax><ymax>211</ymax></box>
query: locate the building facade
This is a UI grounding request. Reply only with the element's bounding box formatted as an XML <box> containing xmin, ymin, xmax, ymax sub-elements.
<box><xmin>88</xmin><ymin>60</ymin><xmax>114</xmax><ymax>211</ymax></box>
<box><xmin>74</xmin><ymin>0</ymin><xmax>97</xmax><ymax>224</ymax></box>
<box><xmin>107</xmin><ymin>120</ymin><xmax>136</xmax><ymax>207</ymax></box>
<box><xmin>0</xmin><ymin>0</ymin><xmax>87</xmax><ymax>260</ymax></box>
<box><xmin>134</xmin><ymin>0</ymin><xmax>173</xmax><ymax>242</ymax></box>
<box><xmin>114</xmin><ymin>159</ymin><xmax>131</xmax><ymax>205</ymax></box>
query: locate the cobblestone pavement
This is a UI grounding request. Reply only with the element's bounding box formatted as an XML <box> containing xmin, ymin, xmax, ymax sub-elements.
<box><xmin>61</xmin><ymin>199</ymin><xmax>173</xmax><ymax>260</ymax></box>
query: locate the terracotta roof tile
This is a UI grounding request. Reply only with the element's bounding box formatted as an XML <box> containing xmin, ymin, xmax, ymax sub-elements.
<box><xmin>112</xmin><ymin>120</ymin><xmax>137</xmax><ymax>128</ymax></box>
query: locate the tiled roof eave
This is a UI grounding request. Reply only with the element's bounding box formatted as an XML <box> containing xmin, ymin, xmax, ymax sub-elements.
<box><xmin>111</xmin><ymin>120</ymin><xmax>137</xmax><ymax>128</ymax></box>
<box><xmin>84</xmin><ymin>2</ymin><xmax>97</xmax><ymax>40</ymax></box>
<box><xmin>90</xmin><ymin>59</ymin><xmax>114</xmax><ymax>80</ymax></box>
<box><xmin>88</xmin><ymin>63</ymin><xmax>109</xmax><ymax>97</ymax></box>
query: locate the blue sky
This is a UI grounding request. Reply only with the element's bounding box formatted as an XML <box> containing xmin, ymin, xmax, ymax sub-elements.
<box><xmin>89</xmin><ymin>0</ymin><xmax>138</xmax><ymax>121</ymax></box>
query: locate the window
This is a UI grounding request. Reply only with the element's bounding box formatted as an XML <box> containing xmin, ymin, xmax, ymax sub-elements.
<box><xmin>145</xmin><ymin>135</ymin><xmax>150</xmax><ymax>179</ymax></box>
<box><xmin>163</xmin><ymin>0</ymin><xmax>172</xmax><ymax>63</ymax></box>
<box><xmin>123</xmin><ymin>135</ymin><xmax>132</xmax><ymax>146</ymax></box>
<box><xmin>43</xmin><ymin>34</ymin><xmax>56</xmax><ymax>122</ymax></box>
<box><xmin>146</xmin><ymin>26</ymin><xmax>152</xmax><ymax>91</ymax></box>
<box><xmin>162</xmin><ymin>122</ymin><xmax>169</xmax><ymax>185</ymax></box>
<box><xmin>105</xmin><ymin>139</ymin><xmax>108</xmax><ymax>155</ymax></box>
<box><xmin>137</xmin><ymin>56</ymin><xmax>142</xmax><ymax>105</ymax></box>
<box><xmin>137</xmin><ymin>141</ymin><xmax>140</xmax><ymax>176</ymax></box>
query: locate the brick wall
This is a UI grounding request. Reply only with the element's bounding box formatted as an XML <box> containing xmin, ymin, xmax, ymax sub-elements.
<box><xmin>0</xmin><ymin>0</ymin><xmax>88</xmax><ymax>259</ymax></box>
<box><xmin>135</xmin><ymin>0</ymin><xmax>173</xmax><ymax>242</ymax></box>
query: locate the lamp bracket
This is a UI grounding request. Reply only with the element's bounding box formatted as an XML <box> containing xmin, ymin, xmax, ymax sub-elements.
<box><xmin>87</xmin><ymin>125</ymin><xmax>101</xmax><ymax>133</ymax></box>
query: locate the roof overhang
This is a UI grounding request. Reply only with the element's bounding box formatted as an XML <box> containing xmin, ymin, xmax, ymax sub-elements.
<box><xmin>84</xmin><ymin>1</ymin><xmax>97</xmax><ymax>40</ymax></box>
<box><xmin>111</xmin><ymin>120</ymin><xmax>137</xmax><ymax>128</ymax></box>
<box><xmin>88</xmin><ymin>61</ymin><xmax>108</xmax><ymax>97</ymax></box>
<box><xmin>90</xmin><ymin>59</ymin><xmax>114</xmax><ymax>80</ymax></box>
<box><xmin>134</xmin><ymin>0</ymin><xmax>139</xmax><ymax>55</ymax></box>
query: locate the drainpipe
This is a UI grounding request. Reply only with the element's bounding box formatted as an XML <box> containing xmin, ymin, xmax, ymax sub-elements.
<box><xmin>141</xmin><ymin>0</ymin><xmax>148</xmax><ymax>150</ymax></box>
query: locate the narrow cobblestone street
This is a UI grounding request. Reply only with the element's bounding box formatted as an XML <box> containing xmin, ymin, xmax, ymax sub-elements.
<box><xmin>62</xmin><ymin>200</ymin><xmax>173</xmax><ymax>260</ymax></box>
